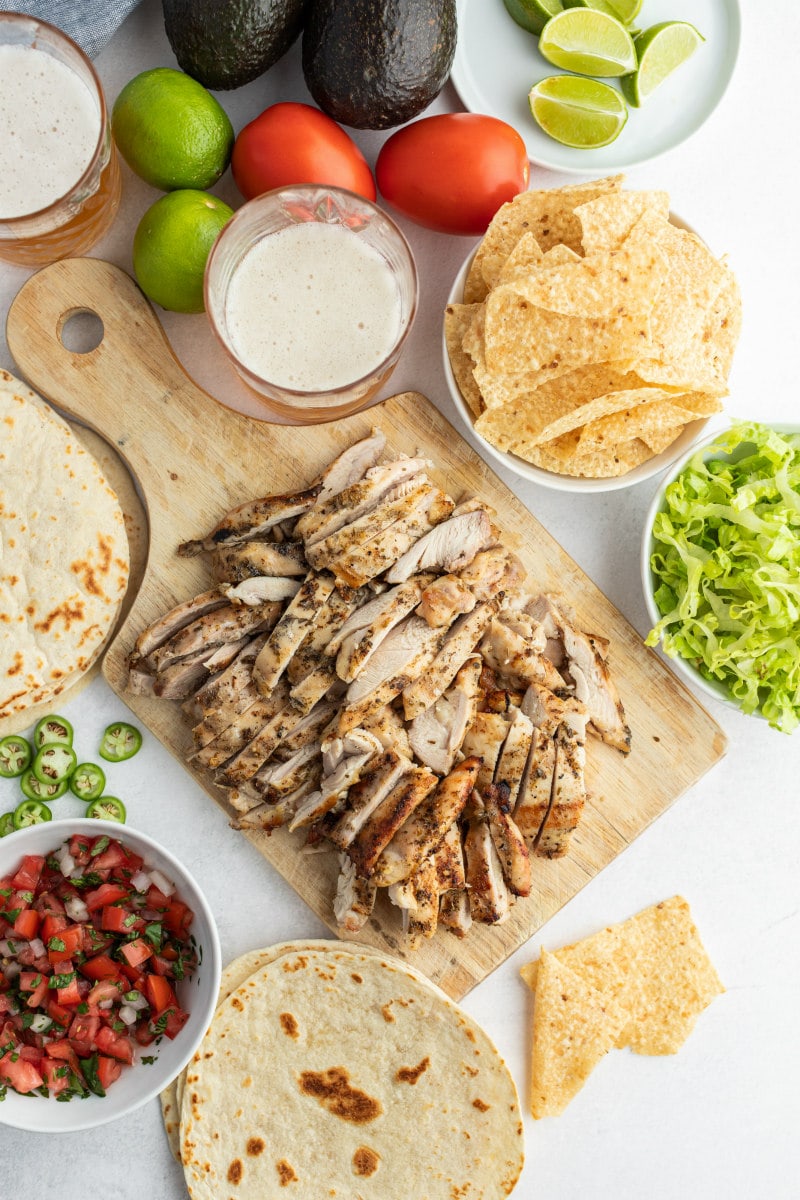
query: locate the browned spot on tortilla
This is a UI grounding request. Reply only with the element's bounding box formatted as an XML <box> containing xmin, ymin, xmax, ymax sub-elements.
<box><xmin>34</xmin><ymin>599</ymin><xmax>85</xmax><ymax>633</ymax></box>
<box><xmin>396</xmin><ymin>1056</ymin><xmax>430</xmax><ymax>1086</ymax></box>
<box><xmin>7</xmin><ymin>652</ymin><xmax>23</xmax><ymax>677</ymax></box>
<box><xmin>464</xmin><ymin>1027</ymin><xmax>476</xmax><ymax>1042</ymax></box>
<box><xmin>351</xmin><ymin>973</ymin><xmax>363</xmax><ymax>983</ymax></box>
<box><xmin>381</xmin><ymin>1003</ymin><xmax>395</xmax><ymax>1023</ymax></box>
<box><xmin>247</xmin><ymin>1137</ymin><xmax>264</xmax><ymax>1156</ymax></box>
<box><xmin>353</xmin><ymin>1146</ymin><xmax>380</xmax><ymax>1177</ymax></box>
<box><xmin>280</xmin><ymin>1012</ymin><xmax>299</xmax><ymax>1039</ymax></box>
<box><xmin>242</xmin><ymin>1076</ymin><xmax>252</xmax><ymax>1087</ymax></box>
<box><xmin>227</xmin><ymin>1159</ymin><xmax>243</xmax><ymax>1184</ymax></box>
<box><xmin>472</xmin><ymin>1098</ymin><xmax>490</xmax><ymax>1112</ymax></box>
<box><xmin>462</xmin><ymin>1064</ymin><xmax>479</xmax><ymax>1077</ymax></box>
<box><xmin>276</xmin><ymin>1160</ymin><xmax>297</xmax><ymax>1186</ymax></box>
<box><xmin>298</xmin><ymin>1067</ymin><xmax>382</xmax><ymax>1123</ymax></box>
<box><xmin>231</xmin><ymin>996</ymin><xmax>244</xmax><ymax>1011</ymax></box>
<box><xmin>283</xmin><ymin>956</ymin><xmax>308</xmax><ymax>973</ymax></box>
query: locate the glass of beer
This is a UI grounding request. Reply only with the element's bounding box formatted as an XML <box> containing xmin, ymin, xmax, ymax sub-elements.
<box><xmin>0</xmin><ymin>13</ymin><xmax>121</xmax><ymax>267</ymax></box>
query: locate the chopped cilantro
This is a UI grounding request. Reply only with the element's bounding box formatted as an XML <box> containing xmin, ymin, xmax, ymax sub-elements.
<box><xmin>90</xmin><ymin>836</ymin><xmax>110</xmax><ymax>858</ymax></box>
<box><xmin>48</xmin><ymin>971</ymin><xmax>76</xmax><ymax>990</ymax></box>
<box><xmin>48</xmin><ymin>936</ymin><xmax>66</xmax><ymax>952</ymax></box>
<box><xmin>141</xmin><ymin>1055</ymin><xmax>157</xmax><ymax>1065</ymax></box>
<box><xmin>144</xmin><ymin>922</ymin><xmax>163</xmax><ymax>951</ymax></box>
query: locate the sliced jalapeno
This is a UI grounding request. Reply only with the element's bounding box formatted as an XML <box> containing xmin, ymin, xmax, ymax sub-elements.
<box><xmin>33</xmin><ymin>714</ymin><xmax>74</xmax><ymax>749</ymax></box>
<box><xmin>0</xmin><ymin>812</ymin><xmax>16</xmax><ymax>837</ymax></box>
<box><xmin>99</xmin><ymin>722</ymin><xmax>142</xmax><ymax>763</ymax></box>
<box><xmin>12</xmin><ymin>798</ymin><xmax>53</xmax><ymax>829</ymax></box>
<box><xmin>19</xmin><ymin>769</ymin><xmax>69</xmax><ymax>803</ymax></box>
<box><xmin>33</xmin><ymin>743</ymin><xmax>77</xmax><ymax>785</ymax></box>
<box><xmin>85</xmin><ymin>796</ymin><xmax>126</xmax><ymax>823</ymax></box>
<box><xmin>70</xmin><ymin>762</ymin><xmax>107</xmax><ymax>802</ymax></box>
<box><xmin>0</xmin><ymin>735</ymin><xmax>32</xmax><ymax>778</ymax></box>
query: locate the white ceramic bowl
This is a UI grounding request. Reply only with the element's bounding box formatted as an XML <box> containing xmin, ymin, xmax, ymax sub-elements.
<box><xmin>0</xmin><ymin>818</ymin><xmax>221</xmax><ymax>1132</ymax></box>
<box><xmin>443</xmin><ymin>238</ymin><xmax>716</xmax><ymax>493</ymax></box>
<box><xmin>640</xmin><ymin>424</ymin><xmax>800</xmax><ymax>718</ymax></box>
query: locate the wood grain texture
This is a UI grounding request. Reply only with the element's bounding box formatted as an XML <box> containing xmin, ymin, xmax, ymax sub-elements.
<box><xmin>6</xmin><ymin>258</ymin><xmax>727</xmax><ymax>1000</ymax></box>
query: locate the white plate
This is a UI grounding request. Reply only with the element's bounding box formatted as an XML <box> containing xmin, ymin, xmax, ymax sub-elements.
<box><xmin>451</xmin><ymin>0</ymin><xmax>741</xmax><ymax>174</ymax></box>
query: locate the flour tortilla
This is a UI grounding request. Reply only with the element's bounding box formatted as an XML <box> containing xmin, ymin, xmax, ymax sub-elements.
<box><xmin>0</xmin><ymin>372</ymin><xmax>129</xmax><ymax>726</ymax></box>
<box><xmin>180</xmin><ymin>948</ymin><xmax>524</xmax><ymax>1199</ymax></box>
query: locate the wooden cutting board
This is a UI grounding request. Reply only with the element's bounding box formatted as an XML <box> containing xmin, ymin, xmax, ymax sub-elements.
<box><xmin>6</xmin><ymin>258</ymin><xmax>727</xmax><ymax>1001</ymax></box>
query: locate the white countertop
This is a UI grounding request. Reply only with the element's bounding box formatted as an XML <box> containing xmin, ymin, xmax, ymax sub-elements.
<box><xmin>1</xmin><ymin>2</ymin><xmax>798</xmax><ymax>1196</ymax></box>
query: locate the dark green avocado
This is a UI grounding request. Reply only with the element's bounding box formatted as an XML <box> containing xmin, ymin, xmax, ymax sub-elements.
<box><xmin>302</xmin><ymin>0</ymin><xmax>457</xmax><ymax>130</ymax></box>
<box><xmin>162</xmin><ymin>0</ymin><xmax>308</xmax><ymax>91</ymax></box>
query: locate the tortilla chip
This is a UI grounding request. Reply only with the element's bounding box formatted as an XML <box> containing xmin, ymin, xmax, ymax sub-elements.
<box><xmin>530</xmin><ymin>437</ymin><xmax>654</xmax><ymax>478</ymax></box>
<box><xmin>575</xmin><ymin>189</ymin><xmax>670</xmax><ymax>253</ymax></box>
<box><xmin>497</xmin><ymin>231</ymin><xmax>544</xmax><ymax>284</ymax></box>
<box><xmin>444</xmin><ymin>303</ymin><xmax>484</xmax><ymax>418</ymax></box>
<box><xmin>530</xmin><ymin>951</ymin><xmax>630</xmax><ymax>1118</ymax></box>
<box><xmin>574</xmin><ymin>399</ymin><xmax>700</xmax><ymax>451</ymax></box>
<box><xmin>645</xmin><ymin>216</ymin><xmax>729</xmax><ymax>359</ymax></box>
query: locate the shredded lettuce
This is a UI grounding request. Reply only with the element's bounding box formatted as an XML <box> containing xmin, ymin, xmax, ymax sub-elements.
<box><xmin>646</xmin><ymin>421</ymin><xmax>800</xmax><ymax>733</ymax></box>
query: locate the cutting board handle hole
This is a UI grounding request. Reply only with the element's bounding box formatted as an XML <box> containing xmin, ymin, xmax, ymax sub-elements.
<box><xmin>59</xmin><ymin>309</ymin><xmax>104</xmax><ymax>355</ymax></box>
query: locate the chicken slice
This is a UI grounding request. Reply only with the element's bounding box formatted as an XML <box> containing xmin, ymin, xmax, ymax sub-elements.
<box><xmin>332</xmin><ymin>579</ymin><xmax>428</xmax><ymax>682</ymax></box>
<box><xmin>297</xmin><ymin>456</ymin><xmax>432</xmax><ymax>546</ymax></box>
<box><xmin>329</xmin><ymin>488</ymin><xmax>455</xmax><ymax>589</ymax></box>
<box><xmin>177</xmin><ymin>484</ymin><xmax>321</xmax><ymax>556</ymax></box>
<box><xmin>359</xmin><ymin>704</ymin><xmax>412</xmax><ymax>761</ymax></box>
<box><xmin>145</xmin><ymin>602</ymin><xmax>280</xmax><ymax>673</ymax></box>
<box><xmin>371</xmin><ymin>756</ymin><xmax>480</xmax><ymax>887</ymax></box>
<box><xmin>211</xmin><ymin>541</ymin><xmax>308</xmax><ymax>583</ymax></box>
<box><xmin>248</xmin><ymin>740</ymin><xmax>322</xmax><ymax>802</ymax></box>
<box><xmin>385</xmin><ymin>509</ymin><xmax>496</xmax><ymax>583</ymax></box>
<box><xmin>305</xmin><ymin>480</ymin><xmax>437</xmax><ymax>570</ymax></box>
<box><xmin>253</xmin><ymin>572</ymin><xmax>336</xmax><ymax>695</ymax></box>
<box><xmin>478</xmin><ymin>663</ymin><xmax>525</xmax><ymax>715</ymax></box>
<box><xmin>513</xmin><ymin>731</ymin><xmax>556</xmax><ymax>842</ymax></box>
<box><xmin>289</xmin><ymin>665</ymin><xmax>340</xmax><ymax>715</ymax></box>
<box><xmin>417</xmin><ymin>575</ymin><xmax>476</xmax><ymax>627</ymax></box>
<box><xmin>338</xmin><ymin>617</ymin><xmax>446</xmax><ymax>733</ymax></box>
<box><xmin>192</xmin><ymin>680</ymin><xmax>291</xmax><ymax>770</ymax></box>
<box><xmin>231</xmin><ymin>777</ymin><xmax>318</xmax><ymax>830</ymax></box>
<box><xmin>432</xmin><ymin>819</ymin><xmax>467</xmax><ymax>892</ymax></box>
<box><xmin>150</xmin><ymin>639</ymin><xmax>249</xmax><ymax>700</ymax></box>
<box><xmin>287</xmin><ymin>585</ymin><xmax>367</xmax><ymax>686</ymax></box>
<box><xmin>130</xmin><ymin>589</ymin><xmax>230</xmax><ymax>660</ymax></box>
<box><xmin>216</xmin><ymin>697</ymin><xmax>315</xmax><ymax>786</ymax></box>
<box><xmin>312</xmin><ymin>429</ymin><xmax>387</xmax><ymax>505</ymax></box>
<box><xmin>535</xmin><ymin>704</ymin><xmax>589</xmax><ymax>859</ymax></box>
<box><xmin>402</xmin><ymin>856</ymin><xmax>440</xmax><ymax>949</ymax></box>
<box><xmin>333</xmin><ymin>854</ymin><xmax>377</xmax><ymax>934</ymax></box>
<box><xmin>479</xmin><ymin>611</ymin><xmax>565</xmax><ymax>693</ymax></box>
<box><xmin>346</xmin><ymin>766</ymin><xmax>438</xmax><ymax>876</ymax></box>
<box><xmin>461</xmin><ymin>711</ymin><xmax>510</xmax><ymax>792</ymax></box>
<box><xmin>326</xmin><ymin>750</ymin><xmax>410</xmax><ymax>850</ymax></box>
<box><xmin>483</xmin><ymin>782</ymin><xmax>531</xmax><ymax>897</ymax></box>
<box><xmin>288</xmin><ymin>730</ymin><xmax>383</xmax><ymax>830</ymax></box>
<box><xmin>408</xmin><ymin>655</ymin><xmax>481</xmax><ymax>776</ymax></box>
<box><xmin>457</xmin><ymin>547</ymin><xmax>526</xmax><ymax>605</ymax></box>
<box><xmin>439</xmin><ymin>888</ymin><xmax>473</xmax><ymax>939</ymax></box>
<box><xmin>463</xmin><ymin>792</ymin><xmax>511</xmax><ymax>925</ymax></box>
<box><xmin>186</xmin><ymin>633</ymin><xmax>268</xmax><ymax>723</ymax></box>
<box><xmin>492</xmin><ymin>706</ymin><xmax>534</xmax><ymax>809</ymax></box>
<box><xmin>220</xmin><ymin>577</ymin><xmax>301</xmax><ymax>605</ymax></box>
<box><xmin>402</xmin><ymin>602</ymin><xmax>495</xmax><ymax>721</ymax></box>
<box><xmin>277</xmin><ymin>701</ymin><xmax>337</xmax><ymax>755</ymax></box>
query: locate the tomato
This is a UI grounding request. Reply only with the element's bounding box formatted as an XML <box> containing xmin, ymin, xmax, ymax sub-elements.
<box><xmin>47</xmin><ymin>923</ymin><xmax>83</xmax><ymax>963</ymax></box>
<box><xmin>144</xmin><ymin>974</ymin><xmax>177</xmax><ymax>1015</ymax></box>
<box><xmin>163</xmin><ymin>898</ymin><xmax>193</xmax><ymax>939</ymax></box>
<box><xmin>119</xmin><ymin>937</ymin><xmax>152</xmax><ymax>969</ymax></box>
<box><xmin>41</xmin><ymin>1055</ymin><xmax>71</xmax><ymax>1096</ymax></box>
<box><xmin>11</xmin><ymin>855</ymin><xmax>45</xmax><ymax>892</ymax></box>
<box><xmin>84</xmin><ymin>881</ymin><xmax>129</xmax><ymax>912</ymax></box>
<box><xmin>376</xmin><ymin>114</ymin><xmax>530</xmax><ymax>236</ymax></box>
<box><xmin>96</xmin><ymin>1055</ymin><xmax>122</xmax><ymax>1091</ymax></box>
<box><xmin>232</xmin><ymin>102</ymin><xmax>376</xmax><ymax>203</ymax></box>
<box><xmin>80</xmin><ymin>952</ymin><xmax>124</xmax><ymax>984</ymax></box>
<box><xmin>95</xmin><ymin>1026</ymin><xmax>134</xmax><ymax>1064</ymax></box>
<box><xmin>0</xmin><ymin>1049</ymin><xmax>43</xmax><ymax>1093</ymax></box>
<box><xmin>13</xmin><ymin>907</ymin><xmax>40</xmax><ymax>940</ymax></box>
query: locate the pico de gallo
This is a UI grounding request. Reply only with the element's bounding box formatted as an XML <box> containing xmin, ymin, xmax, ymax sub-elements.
<box><xmin>0</xmin><ymin>833</ymin><xmax>196</xmax><ymax>1101</ymax></box>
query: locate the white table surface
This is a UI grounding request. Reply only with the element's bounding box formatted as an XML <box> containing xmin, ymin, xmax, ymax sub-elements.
<box><xmin>1</xmin><ymin>1</ymin><xmax>799</xmax><ymax>1196</ymax></box>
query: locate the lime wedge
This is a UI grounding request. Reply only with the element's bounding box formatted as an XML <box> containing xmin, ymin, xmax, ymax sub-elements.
<box><xmin>621</xmin><ymin>22</ymin><xmax>705</xmax><ymax>107</ymax></box>
<box><xmin>563</xmin><ymin>0</ymin><xmax>642</xmax><ymax>25</ymax></box>
<box><xmin>538</xmin><ymin>9</ymin><xmax>637</xmax><ymax>76</ymax></box>
<box><xmin>529</xmin><ymin>74</ymin><xmax>628</xmax><ymax>148</ymax></box>
<box><xmin>503</xmin><ymin>0</ymin><xmax>563</xmax><ymax>37</ymax></box>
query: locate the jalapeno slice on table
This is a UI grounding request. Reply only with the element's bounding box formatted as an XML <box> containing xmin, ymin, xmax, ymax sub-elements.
<box><xmin>19</xmin><ymin>769</ymin><xmax>70</xmax><ymax>803</ymax></box>
<box><xmin>0</xmin><ymin>812</ymin><xmax>15</xmax><ymax>836</ymax></box>
<box><xmin>32</xmin><ymin>743</ymin><xmax>77</xmax><ymax>785</ymax></box>
<box><xmin>0</xmin><ymin>735</ymin><xmax>32</xmax><ymax>778</ymax></box>
<box><xmin>69</xmin><ymin>762</ymin><xmax>107</xmax><ymax>801</ymax></box>
<box><xmin>99</xmin><ymin>722</ymin><xmax>142</xmax><ymax>762</ymax></box>
<box><xmin>12</xmin><ymin>798</ymin><xmax>53</xmax><ymax>829</ymax></box>
<box><xmin>86</xmin><ymin>796</ymin><xmax>126</xmax><ymax>822</ymax></box>
<box><xmin>33</xmin><ymin>714</ymin><xmax>74</xmax><ymax>749</ymax></box>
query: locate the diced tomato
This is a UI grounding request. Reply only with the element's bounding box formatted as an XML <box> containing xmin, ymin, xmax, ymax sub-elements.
<box><xmin>80</xmin><ymin>953</ymin><xmax>125</xmax><ymax>985</ymax></box>
<box><xmin>40</xmin><ymin>912</ymin><xmax>69</xmax><ymax>942</ymax></box>
<box><xmin>19</xmin><ymin>971</ymin><xmax>49</xmax><ymax>1008</ymax></box>
<box><xmin>95</xmin><ymin>1025</ymin><xmax>134</xmax><ymax>1064</ymax></box>
<box><xmin>162</xmin><ymin>1006</ymin><xmax>190</xmax><ymax>1040</ymax></box>
<box><xmin>34</xmin><ymin>890</ymin><xmax>66</xmax><ymax>917</ymax></box>
<box><xmin>96</xmin><ymin>1054</ymin><xmax>122</xmax><ymax>1090</ymax></box>
<box><xmin>118</xmin><ymin>963</ymin><xmax>146</xmax><ymax>986</ymax></box>
<box><xmin>68</xmin><ymin>835</ymin><xmax>93</xmax><ymax>867</ymax></box>
<box><xmin>134</xmin><ymin>1021</ymin><xmax>156</xmax><ymax>1047</ymax></box>
<box><xmin>119</xmin><ymin>938</ymin><xmax>152</xmax><ymax>969</ymax></box>
<box><xmin>100</xmin><ymin>906</ymin><xmax>142</xmax><ymax>935</ymax></box>
<box><xmin>41</xmin><ymin>1055</ymin><xmax>71</xmax><ymax>1096</ymax></box>
<box><xmin>55</xmin><ymin>975</ymin><xmax>83</xmax><ymax>1007</ymax></box>
<box><xmin>81</xmin><ymin>925</ymin><xmax>114</xmax><ymax>956</ymax></box>
<box><xmin>44</xmin><ymin>1040</ymin><xmax>79</xmax><ymax>1064</ymax></box>
<box><xmin>11</xmin><ymin>856</ymin><xmax>45</xmax><ymax>893</ymax></box>
<box><xmin>89</xmin><ymin>842</ymin><xmax>128</xmax><ymax>873</ymax></box>
<box><xmin>87</xmin><ymin>980</ymin><xmax>123</xmax><ymax>1008</ymax></box>
<box><xmin>0</xmin><ymin>1049</ymin><xmax>43</xmax><ymax>1093</ymax></box>
<box><xmin>0</xmin><ymin>995</ymin><xmax>16</xmax><ymax>1015</ymax></box>
<box><xmin>163</xmin><ymin>899</ymin><xmax>193</xmax><ymax>938</ymax></box>
<box><xmin>84</xmin><ymin>882</ymin><xmax>129</xmax><ymax>912</ymax></box>
<box><xmin>47</xmin><ymin>923</ymin><xmax>83</xmax><ymax>963</ymax></box>
<box><xmin>67</xmin><ymin>1013</ymin><xmax>100</xmax><ymax>1056</ymax></box>
<box><xmin>13</xmin><ymin>908</ymin><xmax>40</xmax><ymax>940</ymax></box>
<box><xmin>47</xmin><ymin>998</ymin><xmax>73</xmax><ymax>1028</ymax></box>
<box><xmin>144</xmin><ymin>974</ymin><xmax>177</xmax><ymax>1015</ymax></box>
<box><xmin>145</xmin><ymin>884</ymin><xmax>171</xmax><ymax>912</ymax></box>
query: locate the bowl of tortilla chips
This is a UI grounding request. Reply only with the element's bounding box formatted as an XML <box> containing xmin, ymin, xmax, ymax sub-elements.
<box><xmin>442</xmin><ymin>178</ymin><xmax>742</xmax><ymax>492</ymax></box>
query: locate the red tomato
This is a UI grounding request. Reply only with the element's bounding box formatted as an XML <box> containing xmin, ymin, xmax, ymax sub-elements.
<box><xmin>232</xmin><ymin>102</ymin><xmax>376</xmax><ymax>202</ymax></box>
<box><xmin>0</xmin><ymin>1049</ymin><xmax>43</xmax><ymax>1094</ymax></box>
<box><xmin>376</xmin><ymin>114</ymin><xmax>530</xmax><ymax>236</ymax></box>
<box><xmin>11</xmin><ymin>855</ymin><xmax>45</xmax><ymax>893</ymax></box>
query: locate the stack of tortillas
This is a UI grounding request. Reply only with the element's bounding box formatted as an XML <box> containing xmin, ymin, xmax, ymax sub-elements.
<box><xmin>0</xmin><ymin>371</ymin><xmax>130</xmax><ymax>731</ymax></box>
<box><xmin>162</xmin><ymin>941</ymin><xmax>524</xmax><ymax>1199</ymax></box>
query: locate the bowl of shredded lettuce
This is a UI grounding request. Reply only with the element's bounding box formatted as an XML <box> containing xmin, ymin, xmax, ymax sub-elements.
<box><xmin>642</xmin><ymin>421</ymin><xmax>800</xmax><ymax>733</ymax></box>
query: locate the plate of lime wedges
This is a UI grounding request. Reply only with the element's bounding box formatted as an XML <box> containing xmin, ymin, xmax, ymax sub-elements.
<box><xmin>450</xmin><ymin>0</ymin><xmax>740</xmax><ymax>173</ymax></box>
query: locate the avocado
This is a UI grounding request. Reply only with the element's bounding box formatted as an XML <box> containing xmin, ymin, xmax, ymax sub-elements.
<box><xmin>162</xmin><ymin>0</ymin><xmax>308</xmax><ymax>91</ymax></box>
<box><xmin>302</xmin><ymin>0</ymin><xmax>457</xmax><ymax>130</ymax></box>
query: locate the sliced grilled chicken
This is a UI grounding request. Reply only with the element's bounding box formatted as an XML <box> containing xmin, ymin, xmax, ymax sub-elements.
<box><xmin>513</xmin><ymin>731</ymin><xmax>556</xmax><ymax>842</ymax></box>
<box><xmin>535</xmin><ymin>703</ymin><xmax>589</xmax><ymax>859</ymax></box>
<box><xmin>326</xmin><ymin>750</ymin><xmax>410</xmax><ymax>850</ymax></box>
<box><xmin>216</xmin><ymin>698</ymin><xmax>314</xmax><ymax>786</ymax></box>
<box><xmin>177</xmin><ymin>484</ymin><xmax>321</xmax><ymax>556</ymax></box>
<box><xmin>457</xmin><ymin>547</ymin><xmax>526</xmax><ymax>605</ymax></box>
<box><xmin>231</xmin><ymin>777</ymin><xmax>318</xmax><ymax>831</ymax></box>
<box><xmin>278</xmin><ymin>701</ymin><xmax>337</xmax><ymax>755</ymax></box>
<box><xmin>408</xmin><ymin>655</ymin><xmax>481</xmax><ymax>775</ymax></box>
<box><xmin>402</xmin><ymin>602</ymin><xmax>495</xmax><ymax>721</ymax></box>
<box><xmin>479</xmin><ymin>611</ymin><xmax>564</xmax><ymax>692</ymax></box>
<box><xmin>417</xmin><ymin>574</ymin><xmax>476</xmax><ymax>627</ymax></box>
<box><xmin>192</xmin><ymin>680</ymin><xmax>291</xmax><ymax>770</ymax></box>
<box><xmin>127</xmin><ymin>663</ymin><xmax>157</xmax><ymax>697</ymax></box>
<box><xmin>329</xmin><ymin>488</ymin><xmax>455</xmax><ymax>589</ymax></box>
<box><xmin>439</xmin><ymin>888</ymin><xmax>473</xmax><ymax>939</ymax></box>
<box><xmin>297</xmin><ymin>456</ymin><xmax>432</xmax><ymax>546</ymax></box>
<box><xmin>385</xmin><ymin>509</ymin><xmax>496</xmax><ymax>583</ymax></box>
<box><xmin>347</xmin><ymin>766</ymin><xmax>438</xmax><ymax>876</ymax></box>
<box><xmin>492</xmin><ymin>706</ymin><xmax>534</xmax><ymax>809</ymax></box>
<box><xmin>403</xmin><ymin>856</ymin><xmax>440</xmax><ymax>948</ymax></box>
<box><xmin>478</xmin><ymin>663</ymin><xmax>525</xmax><ymax>715</ymax></box>
<box><xmin>131</xmin><ymin>589</ymin><xmax>230</xmax><ymax>660</ymax></box>
<box><xmin>187</xmin><ymin>634</ymin><xmax>268</xmax><ymax>722</ymax></box>
<box><xmin>432</xmin><ymin>819</ymin><xmax>467</xmax><ymax>892</ymax></box>
<box><xmin>333</xmin><ymin>854</ymin><xmax>377</xmax><ymax>934</ymax></box>
<box><xmin>483</xmin><ymin>782</ymin><xmax>531</xmax><ymax>897</ymax></box>
<box><xmin>253</xmin><ymin>572</ymin><xmax>336</xmax><ymax>695</ymax></box>
<box><xmin>371</xmin><ymin>756</ymin><xmax>480</xmax><ymax>887</ymax></box>
<box><xmin>211</xmin><ymin>541</ymin><xmax>308</xmax><ymax>583</ymax></box>
<box><xmin>145</xmin><ymin>602</ymin><xmax>279</xmax><ymax>674</ymax></box>
<box><xmin>461</xmin><ymin>710</ymin><xmax>510</xmax><ymax>792</ymax></box>
<box><xmin>151</xmin><ymin>639</ymin><xmax>248</xmax><ymax>700</ymax></box>
<box><xmin>360</xmin><ymin>703</ymin><xmax>412</xmax><ymax>761</ymax></box>
<box><xmin>306</xmin><ymin>480</ymin><xmax>438</xmax><ymax>570</ymax></box>
<box><xmin>288</xmin><ymin>730</ymin><xmax>383</xmax><ymax>830</ymax></box>
<box><xmin>525</xmin><ymin>593</ymin><xmax>566</xmax><ymax>670</ymax></box>
<box><xmin>312</xmin><ymin>429</ymin><xmax>387</xmax><ymax>505</ymax></box>
<box><xmin>338</xmin><ymin>616</ymin><xmax>446</xmax><ymax>733</ymax></box>
<box><xmin>248</xmin><ymin>740</ymin><xmax>322</xmax><ymax>801</ymax></box>
<box><xmin>333</xmin><ymin>579</ymin><xmax>428</xmax><ymax>682</ymax></box>
<box><xmin>289</xmin><ymin>664</ymin><xmax>340</xmax><ymax>715</ymax></box>
<box><xmin>552</xmin><ymin>601</ymin><xmax>631</xmax><ymax>754</ymax></box>
<box><xmin>463</xmin><ymin>793</ymin><xmax>510</xmax><ymax>925</ymax></box>
<box><xmin>220</xmin><ymin>577</ymin><xmax>302</xmax><ymax>605</ymax></box>
<box><xmin>287</xmin><ymin>585</ymin><xmax>367</xmax><ymax>686</ymax></box>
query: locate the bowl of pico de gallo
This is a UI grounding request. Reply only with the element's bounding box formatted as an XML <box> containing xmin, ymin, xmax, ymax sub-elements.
<box><xmin>0</xmin><ymin>818</ymin><xmax>221</xmax><ymax>1131</ymax></box>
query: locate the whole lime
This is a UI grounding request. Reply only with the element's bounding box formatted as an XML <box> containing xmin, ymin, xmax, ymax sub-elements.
<box><xmin>133</xmin><ymin>189</ymin><xmax>233</xmax><ymax>313</ymax></box>
<box><xmin>112</xmin><ymin>67</ymin><xmax>234</xmax><ymax>191</ymax></box>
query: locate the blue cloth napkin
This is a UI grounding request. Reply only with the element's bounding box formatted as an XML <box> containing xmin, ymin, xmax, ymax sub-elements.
<box><xmin>3</xmin><ymin>1</ymin><xmax>143</xmax><ymax>58</ymax></box>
